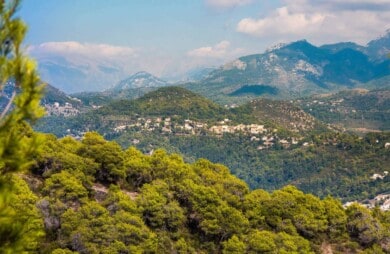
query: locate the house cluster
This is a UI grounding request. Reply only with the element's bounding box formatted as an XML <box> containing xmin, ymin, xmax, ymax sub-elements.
<box><xmin>370</xmin><ymin>171</ymin><xmax>389</xmax><ymax>180</ymax></box>
<box><xmin>111</xmin><ymin>117</ymin><xmax>305</xmax><ymax>150</ymax></box>
<box><xmin>344</xmin><ymin>172</ymin><xmax>389</xmax><ymax>211</ymax></box>
<box><xmin>113</xmin><ymin>117</ymin><xmax>271</xmax><ymax>137</ymax></box>
<box><xmin>45</xmin><ymin>102</ymin><xmax>79</xmax><ymax>117</ymax></box>
<box><xmin>209</xmin><ymin>121</ymin><xmax>267</xmax><ymax>135</ymax></box>
<box><xmin>374</xmin><ymin>194</ymin><xmax>390</xmax><ymax>211</ymax></box>
<box><xmin>113</xmin><ymin>117</ymin><xmax>206</xmax><ymax>134</ymax></box>
<box><xmin>256</xmin><ymin>137</ymin><xmax>301</xmax><ymax>150</ymax></box>
<box><xmin>344</xmin><ymin>193</ymin><xmax>390</xmax><ymax>211</ymax></box>
<box><xmin>302</xmin><ymin>97</ymin><xmax>360</xmax><ymax>116</ymax></box>
<box><xmin>114</xmin><ymin>117</ymin><xmax>174</xmax><ymax>133</ymax></box>
<box><xmin>286</xmin><ymin>111</ymin><xmax>316</xmax><ymax>132</ymax></box>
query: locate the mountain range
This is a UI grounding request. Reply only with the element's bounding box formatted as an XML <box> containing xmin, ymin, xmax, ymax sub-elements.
<box><xmin>21</xmin><ymin>30</ymin><xmax>390</xmax><ymax>203</ymax></box>
<box><xmin>68</xmin><ymin>71</ymin><xmax>171</xmax><ymax>107</ymax></box>
<box><xmin>34</xmin><ymin>30</ymin><xmax>390</xmax><ymax>101</ymax></box>
<box><xmin>184</xmin><ymin>32</ymin><xmax>390</xmax><ymax>104</ymax></box>
<box><xmin>107</xmin><ymin>71</ymin><xmax>168</xmax><ymax>91</ymax></box>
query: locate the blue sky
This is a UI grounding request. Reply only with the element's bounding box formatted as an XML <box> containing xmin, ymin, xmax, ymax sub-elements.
<box><xmin>20</xmin><ymin>1</ymin><xmax>280</xmax><ymax>50</ymax></box>
<box><xmin>17</xmin><ymin>0</ymin><xmax>390</xmax><ymax>89</ymax></box>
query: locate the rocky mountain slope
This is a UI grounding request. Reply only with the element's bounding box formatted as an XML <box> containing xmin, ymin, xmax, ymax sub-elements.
<box><xmin>71</xmin><ymin>72</ymin><xmax>169</xmax><ymax>107</ymax></box>
<box><xmin>183</xmin><ymin>31</ymin><xmax>390</xmax><ymax>104</ymax></box>
<box><xmin>107</xmin><ymin>71</ymin><xmax>168</xmax><ymax>91</ymax></box>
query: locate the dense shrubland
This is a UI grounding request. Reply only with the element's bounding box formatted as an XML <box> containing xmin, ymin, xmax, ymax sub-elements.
<box><xmin>8</xmin><ymin>132</ymin><xmax>388</xmax><ymax>253</ymax></box>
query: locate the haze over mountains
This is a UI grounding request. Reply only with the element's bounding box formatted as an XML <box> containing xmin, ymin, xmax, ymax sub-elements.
<box><xmin>108</xmin><ymin>71</ymin><xmax>168</xmax><ymax>91</ymax></box>
<box><xmin>24</xmin><ymin>29</ymin><xmax>390</xmax><ymax>204</ymax></box>
<box><xmin>35</xmin><ymin>30</ymin><xmax>390</xmax><ymax>97</ymax></box>
<box><xmin>184</xmin><ymin>31</ymin><xmax>390</xmax><ymax>103</ymax></box>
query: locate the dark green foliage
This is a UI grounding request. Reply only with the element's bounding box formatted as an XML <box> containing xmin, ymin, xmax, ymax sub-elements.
<box><xmin>346</xmin><ymin>204</ymin><xmax>384</xmax><ymax>247</ymax></box>
<box><xmin>35</xmin><ymin>86</ymin><xmax>389</xmax><ymax>202</ymax></box>
<box><xmin>152</xmin><ymin>131</ymin><xmax>389</xmax><ymax>201</ymax></box>
<box><xmin>229</xmin><ymin>85</ymin><xmax>279</xmax><ymax>96</ymax></box>
<box><xmin>78</xmin><ymin>132</ymin><xmax>126</xmax><ymax>184</ymax></box>
<box><xmin>298</xmin><ymin>89</ymin><xmax>390</xmax><ymax>132</ymax></box>
<box><xmin>102</xmin><ymin>86</ymin><xmax>231</xmax><ymax>121</ymax></box>
<box><xmin>35</xmin><ymin>86</ymin><xmax>235</xmax><ymax>137</ymax></box>
<box><xmin>11</xmin><ymin>132</ymin><xmax>387</xmax><ymax>253</ymax></box>
<box><xmin>40</xmin><ymin>84</ymin><xmax>82</xmax><ymax>107</ymax></box>
<box><xmin>0</xmin><ymin>176</ymin><xmax>44</xmax><ymax>253</ymax></box>
<box><xmin>322</xmin><ymin>49</ymin><xmax>379</xmax><ymax>85</ymax></box>
<box><xmin>0</xmin><ymin>0</ymin><xmax>46</xmax><ymax>252</ymax></box>
<box><xmin>43</xmin><ymin>170</ymin><xmax>89</xmax><ymax>204</ymax></box>
<box><xmin>71</xmin><ymin>91</ymin><xmax>113</xmax><ymax>106</ymax></box>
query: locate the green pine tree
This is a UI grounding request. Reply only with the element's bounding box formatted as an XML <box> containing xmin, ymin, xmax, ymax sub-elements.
<box><xmin>0</xmin><ymin>0</ymin><xmax>45</xmax><ymax>252</ymax></box>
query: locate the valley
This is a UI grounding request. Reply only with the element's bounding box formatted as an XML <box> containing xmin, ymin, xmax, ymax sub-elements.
<box><xmin>31</xmin><ymin>31</ymin><xmax>390</xmax><ymax>206</ymax></box>
<box><xmin>35</xmin><ymin>86</ymin><xmax>390</xmax><ymax>204</ymax></box>
<box><xmin>2</xmin><ymin>2</ymin><xmax>390</xmax><ymax>253</ymax></box>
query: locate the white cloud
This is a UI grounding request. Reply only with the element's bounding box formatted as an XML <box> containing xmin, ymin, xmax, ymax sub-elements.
<box><xmin>188</xmin><ymin>40</ymin><xmax>245</xmax><ymax>59</ymax></box>
<box><xmin>206</xmin><ymin>0</ymin><xmax>253</xmax><ymax>9</ymax></box>
<box><xmin>238</xmin><ymin>7</ymin><xmax>325</xmax><ymax>37</ymax></box>
<box><xmin>236</xmin><ymin>0</ymin><xmax>390</xmax><ymax>45</ymax></box>
<box><xmin>188</xmin><ymin>41</ymin><xmax>232</xmax><ymax>58</ymax></box>
<box><xmin>29</xmin><ymin>41</ymin><xmax>137</xmax><ymax>59</ymax></box>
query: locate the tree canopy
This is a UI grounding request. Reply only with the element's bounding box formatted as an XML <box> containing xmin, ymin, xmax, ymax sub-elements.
<box><xmin>0</xmin><ymin>0</ymin><xmax>45</xmax><ymax>252</ymax></box>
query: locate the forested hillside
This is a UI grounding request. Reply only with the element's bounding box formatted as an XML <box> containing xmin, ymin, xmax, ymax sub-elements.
<box><xmin>297</xmin><ymin>89</ymin><xmax>390</xmax><ymax>133</ymax></box>
<box><xmin>11</xmin><ymin>132</ymin><xmax>390</xmax><ymax>253</ymax></box>
<box><xmin>35</xmin><ymin>87</ymin><xmax>390</xmax><ymax>202</ymax></box>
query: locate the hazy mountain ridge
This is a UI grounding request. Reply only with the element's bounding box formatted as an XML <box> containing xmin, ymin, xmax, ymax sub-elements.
<box><xmin>184</xmin><ymin>67</ymin><xmax>216</xmax><ymax>82</ymax></box>
<box><xmin>183</xmin><ymin>32</ymin><xmax>390</xmax><ymax>104</ymax></box>
<box><xmin>40</xmin><ymin>83</ymin><xmax>83</xmax><ymax>106</ymax></box>
<box><xmin>33</xmin><ymin>30</ymin><xmax>390</xmax><ymax>99</ymax></box>
<box><xmin>108</xmin><ymin>71</ymin><xmax>168</xmax><ymax>91</ymax></box>
<box><xmin>69</xmin><ymin>72</ymin><xmax>171</xmax><ymax>107</ymax></box>
<box><xmin>366</xmin><ymin>28</ymin><xmax>390</xmax><ymax>61</ymax></box>
<box><xmin>36</xmin><ymin>56</ymin><xmax>123</xmax><ymax>93</ymax></box>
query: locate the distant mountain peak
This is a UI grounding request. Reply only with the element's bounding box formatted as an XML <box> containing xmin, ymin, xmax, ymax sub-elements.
<box><xmin>108</xmin><ymin>71</ymin><xmax>168</xmax><ymax>92</ymax></box>
<box><xmin>282</xmin><ymin>40</ymin><xmax>317</xmax><ymax>51</ymax></box>
<box><xmin>374</xmin><ymin>28</ymin><xmax>390</xmax><ymax>41</ymax></box>
<box><xmin>132</xmin><ymin>71</ymin><xmax>155</xmax><ymax>78</ymax></box>
<box><xmin>265</xmin><ymin>42</ymin><xmax>287</xmax><ymax>53</ymax></box>
<box><xmin>264</xmin><ymin>40</ymin><xmax>314</xmax><ymax>54</ymax></box>
<box><xmin>184</xmin><ymin>30</ymin><xmax>390</xmax><ymax>103</ymax></box>
<box><xmin>288</xmin><ymin>39</ymin><xmax>310</xmax><ymax>45</ymax></box>
<box><xmin>366</xmin><ymin>28</ymin><xmax>390</xmax><ymax>61</ymax></box>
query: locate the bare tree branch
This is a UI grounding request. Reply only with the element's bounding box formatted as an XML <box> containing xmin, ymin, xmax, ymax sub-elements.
<box><xmin>0</xmin><ymin>89</ymin><xmax>15</xmax><ymax>120</ymax></box>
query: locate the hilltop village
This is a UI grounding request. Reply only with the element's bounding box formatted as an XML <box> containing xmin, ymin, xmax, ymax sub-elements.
<box><xmin>112</xmin><ymin>116</ymin><xmax>304</xmax><ymax>150</ymax></box>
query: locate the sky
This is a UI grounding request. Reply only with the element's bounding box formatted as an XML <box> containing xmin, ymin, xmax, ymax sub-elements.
<box><xmin>18</xmin><ymin>0</ymin><xmax>390</xmax><ymax>85</ymax></box>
